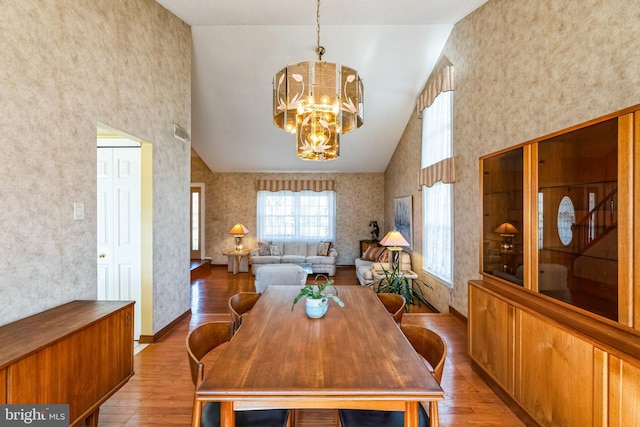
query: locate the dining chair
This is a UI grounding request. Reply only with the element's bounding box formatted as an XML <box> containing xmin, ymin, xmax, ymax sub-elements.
<box><xmin>228</xmin><ymin>292</ymin><xmax>261</xmax><ymax>334</ymax></box>
<box><xmin>377</xmin><ymin>293</ymin><xmax>406</xmax><ymax>323</ymax></box>
<box><xmin>186</xmin><ymin>321</ymin><xmax>290</xmax><ymax>427</ymax></box>
<box><xmin>338</xmin><ymin>325</ymin><xmax>447</xmax><ymax>427</ymax></box>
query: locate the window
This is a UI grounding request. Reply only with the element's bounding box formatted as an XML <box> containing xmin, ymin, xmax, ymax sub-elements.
<box><xmin>421</xmin><ymin>90</ymin><xmax>453</xmax><ymax>285</ymax></box>
<box><xmin>257</xmin><ymin>190</ymin><xmax>336</xmax><ymax>241</ymax></box>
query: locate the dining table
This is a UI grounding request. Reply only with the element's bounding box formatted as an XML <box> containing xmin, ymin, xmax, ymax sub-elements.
<box><xmin>192</xmin><ymin>285</ymin><xmax>444</xmax><ymax>427</ymax></box>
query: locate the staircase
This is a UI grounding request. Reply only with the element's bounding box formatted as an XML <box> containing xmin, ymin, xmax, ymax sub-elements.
<box><xmin>572</xmin><ymin>187</ymin><xmax>617</xmax><ymax>254</ymax></box>
<box><xmin>571</xmin><ymin>188</ymin><xmax>618</xmax><ymax>290</ymax></box>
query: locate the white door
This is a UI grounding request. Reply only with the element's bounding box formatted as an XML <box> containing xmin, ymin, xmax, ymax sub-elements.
<box><xmin>97</xmin><ymin>146</ymin><xmax>142</xmax><ymax>340</ymax></box>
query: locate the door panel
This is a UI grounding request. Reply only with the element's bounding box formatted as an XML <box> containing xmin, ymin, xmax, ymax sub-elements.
<box><xmin>97</xmin><ymin>147</ymin><xmax>141</xmax><ymax>340</ymax></box>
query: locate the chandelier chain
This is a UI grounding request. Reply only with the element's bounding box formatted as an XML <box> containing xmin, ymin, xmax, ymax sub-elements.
<box><xmin>316</xmin><ymin>0</ymin><xmax>325</xmax><ymax>60</ymax></box>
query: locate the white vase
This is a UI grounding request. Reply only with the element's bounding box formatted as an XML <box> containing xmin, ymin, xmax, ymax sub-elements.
<box><xmin>305</xmin><ymin>297</ymin><xmax>328</xmax><ymax>318</ymax></box>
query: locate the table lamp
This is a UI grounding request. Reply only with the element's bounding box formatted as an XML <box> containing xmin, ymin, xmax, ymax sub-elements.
<box><xmin>379</xmin><ymin>230</ymin><xmax>410</xmax><ymax>269</ymax></box>
<box><xmin>494</xmin><ymin>222</ymin><xmax>518</xmax><ymax>251</ymax></box>
<box><xmin>229</xmin><ymin>223</ymin><xmax>249</xmax><ymax>251</ymax></box>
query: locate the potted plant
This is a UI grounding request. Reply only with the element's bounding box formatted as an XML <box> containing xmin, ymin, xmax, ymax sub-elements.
<box><xmin>367</xmin><ymin>262</ymin><xmax>431</xmax><ymax>312</ymax></box>
<box><xmin>292</xmin><ymin>275</ymin><xmax>345</xmax><ymax>318</ymax></box>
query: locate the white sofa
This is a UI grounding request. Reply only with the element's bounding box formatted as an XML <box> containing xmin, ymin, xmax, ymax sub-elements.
<box><xmin>355</xmin><ymin>249</ymin><xmax>412</xmax><ymax>286</ymax></box>
<box><xmin>254</xmin><ymin>264</ymin><xmax>307</xmax><ymax>293</ymax></box>
<box><xmin>250</xmin><ymin>241</ymin><xmax>337</xmax><ymax>276</ymax></box>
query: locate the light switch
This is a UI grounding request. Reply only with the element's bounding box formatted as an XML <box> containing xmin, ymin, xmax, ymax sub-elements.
<box><xmin>73</xmin><ymin>202</ymin><xmax>85</xmax><ymax>220</ymax></box>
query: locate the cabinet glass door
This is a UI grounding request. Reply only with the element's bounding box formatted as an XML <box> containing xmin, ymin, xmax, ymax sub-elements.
<box><xmin>482</xmin><ymin>148</ymin><xmax>524</xmax><ymax>286</ymax></box>
<box><xmin>537</xmin><ymin>118</ymin><xmax>618</xmax><ymax>321</ymax></box>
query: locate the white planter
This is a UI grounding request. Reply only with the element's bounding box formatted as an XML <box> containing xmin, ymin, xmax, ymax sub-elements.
<box><xmin>305</xmin><ymin>297</ymin><xmax>328</xmax><ymax>319</ymax></box>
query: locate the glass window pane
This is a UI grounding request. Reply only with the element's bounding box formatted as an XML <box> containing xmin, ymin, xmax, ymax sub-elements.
<box><xmin>421</xmin><ymin>90</ymin><xmax>454</xmax><ymax>285</ymax></box>
<box><xmin>191</xmin><ymin>192</ymin><xmax>199</xmax><ymax>251</ymax></box>
<box><xmin>257</xmin><ymin>190</ymin><xmax>336</xmax><ymax>241</ymax></box>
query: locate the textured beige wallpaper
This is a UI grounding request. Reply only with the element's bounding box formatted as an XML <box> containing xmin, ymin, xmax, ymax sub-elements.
<box><xmin>387</xmin><ymin>0</ymin><xmax>640</xmax><ymax>315</ymax></box>
<box><xmin>191</xmin><ymin>151</ymin><xmax>384</xmax><ymax>266</ymax></box>
<box><xmin>1</xmin><ymin>0</ymin><xmax>192</xmax><ymax>332</ymax></box>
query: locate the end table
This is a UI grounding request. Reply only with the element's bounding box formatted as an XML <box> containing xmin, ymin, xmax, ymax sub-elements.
<box><xmin>223</xmin><ymin>248</ymin><xmax>251</xmax><ymax>275</ymax></box>
<box><xmin>372</xmin><ymin>268</ymin><xmax>419</xmax><ymax>285</ymax></box>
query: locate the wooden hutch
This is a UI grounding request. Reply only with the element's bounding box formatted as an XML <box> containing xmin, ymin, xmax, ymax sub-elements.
<box><xmin>469</xmin><ymin>105</ymin><xmax>640</xmax><ymax>426</ymax></box>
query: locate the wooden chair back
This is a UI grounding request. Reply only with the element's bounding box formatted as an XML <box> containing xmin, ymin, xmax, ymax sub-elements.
<box><xmin>338</xmin><ymin>324</ymin><xmax>446</xmax><ymax>426</ymax></box>
<box><xmin>378</xmin><ymin>293</ymin><xmax>406</xmax><ymax>323</ymax></box>
<box><xmin>186</xmin><ymin>321</ymin><xmax>232</xmax><ymax>387</ymax></box>
<box><xmin>400</xmin><ymin>324</ymin><xmax>447</xmax><ymax>384</ymax></box>
<box><xmin>228</xmin><ymin>292</ymin><xmax>261</xmax><ymax>333</ymax></box>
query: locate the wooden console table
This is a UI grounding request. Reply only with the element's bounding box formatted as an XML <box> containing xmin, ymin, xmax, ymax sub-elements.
<box><xmin>0</xmin><ymin>300</ymin><xmax>135</xmax><ymax>426</ymax></box>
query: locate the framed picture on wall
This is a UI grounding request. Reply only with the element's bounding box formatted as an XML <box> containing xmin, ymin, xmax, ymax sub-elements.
<box><xmin>394</xmin><ymin>196</ymin><xmax>412</xmax><ymax>250</ymax></box>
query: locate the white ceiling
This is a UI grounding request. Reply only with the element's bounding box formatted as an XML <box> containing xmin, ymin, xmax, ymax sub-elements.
<box><xmin>155</xmin><ymin>0</ymin><xmax>487</xmax><ymax>173</ymax></box>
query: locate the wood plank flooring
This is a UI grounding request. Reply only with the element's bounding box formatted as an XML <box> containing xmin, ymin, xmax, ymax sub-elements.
<box><xmin>97</xmin><ymin>265</ymin><xmax>525</xmax><ymax>426</ymax></box>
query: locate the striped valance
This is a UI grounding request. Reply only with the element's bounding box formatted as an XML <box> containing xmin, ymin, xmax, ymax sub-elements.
<box><xmin>418</xmin><ymin>157</ymin><xmax>456</xmax><ymax>189</ymax></box>
<box><xmin>416</xmin><ymin>55</ymin><xmax>454</xmax><ymax>117</ymax></box>
<box><xmin>257</xmin><ymin>179</ymin><xmax>336</xmax><ymax>192</ymax></box>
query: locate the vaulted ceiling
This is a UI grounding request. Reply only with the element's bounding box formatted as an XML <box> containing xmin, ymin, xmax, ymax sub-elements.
<box><xmin>155</xmin><ymin>0</ymin><xmax>487</xmax><ymax>173</ymax></box>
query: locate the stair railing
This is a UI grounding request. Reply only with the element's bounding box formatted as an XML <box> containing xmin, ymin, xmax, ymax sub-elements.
<box><xmin>572</xmin><ymin>188</ymin><xmax>617</xmax><ymax>254</ymax></box>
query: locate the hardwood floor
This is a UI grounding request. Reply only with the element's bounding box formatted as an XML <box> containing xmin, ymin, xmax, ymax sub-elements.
<box><xmin>98</xmin><ymin>265</ymin><xmax>525</xmax><ymax>426</ymax></box>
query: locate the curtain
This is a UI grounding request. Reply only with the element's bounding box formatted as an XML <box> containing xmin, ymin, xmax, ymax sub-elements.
<box><xmin>419</xmin><ymin>89</ymin><xmax>455</xmax><ymax>189</ymax></box>
<box><xmin>416</xmin><ymin>55</ymin><xmax>454</xmax><ymax>117</ymax></box>
<box><xmin>257</xmin><ymin>179</ymin><xmax>336</xmax><ymax>192</ymax></box>
<box><xmin>421</xmin><ymin>90</ymin><xmax>454</xmax><ymax>286</ymax></box>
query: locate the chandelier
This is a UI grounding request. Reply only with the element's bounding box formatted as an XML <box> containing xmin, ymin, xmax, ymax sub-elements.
<box><xmin>273</xmin><ymin>0</ymin><xmax>364</xmax><ymax>161</ymax></box>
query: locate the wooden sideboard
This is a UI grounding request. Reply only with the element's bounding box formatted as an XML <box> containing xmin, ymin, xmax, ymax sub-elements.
<box><xmin>0</xmin><ymin>300</ymin><xmax>134</xmax><ymax>426</ymax></box>
<box><xmin>469</xmin><ymin>280</ymin><xmax>640</xmax><ymax>426</ymax></box>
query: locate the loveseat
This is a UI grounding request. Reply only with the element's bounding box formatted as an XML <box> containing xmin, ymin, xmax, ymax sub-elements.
<box><xmin>250</xmin><ymin>241</ymin><xmax>337</xmax><ymax>276</ymax></box>
<box><xmin>355</xmin><ymin>246</ymin><xmax>412</xmax><ymax>285</ymax></box>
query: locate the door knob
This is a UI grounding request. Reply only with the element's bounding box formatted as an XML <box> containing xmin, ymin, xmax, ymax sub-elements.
<box><xmin>99</xmin><ymin>254</ymin><xmax>106</xmax><ymax>258</ymax></box>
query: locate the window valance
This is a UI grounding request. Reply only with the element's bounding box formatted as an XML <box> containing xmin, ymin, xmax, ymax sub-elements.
<box><xmin>418</xmin><ymin>157</ymin><xmax>456</xmax><ymax>189</ymax></box>
<box><xmin>257</xmin><ymin>179</ymin><xmax>336</xmax><ymax>192</ymax></box>
<box><xmin>416</xmin><ymin>55</ymin><xmax>454</xmax><ymax>117</ymax></box>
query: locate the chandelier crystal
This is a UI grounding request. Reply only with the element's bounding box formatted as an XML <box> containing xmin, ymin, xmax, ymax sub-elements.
<box><xmin>273</xmin><ymin>0</ymin><xmax>363</xmax><ymax>161</ymax></box>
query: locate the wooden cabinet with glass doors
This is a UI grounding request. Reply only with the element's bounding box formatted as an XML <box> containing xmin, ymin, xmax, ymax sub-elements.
<box><xmin>472</xmin><ymin>106</ymin><xmax>640</xmax><ymax>427</ymax></box>
<box><xmin>479</xmin><ymin>113</ymin><xmax>634</xmax><ymax>323</ymax></box>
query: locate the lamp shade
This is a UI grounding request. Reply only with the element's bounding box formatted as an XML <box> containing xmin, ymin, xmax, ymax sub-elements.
<box><xmin>228</xmin><ymin>223</ymin><xmax>249</xmax><ymax>236</ymax></box>
<box><xmin>379</xmin><ymin>230</ymin><xmax>410</xmax><ymax>250</ymax></box>
<box><xmin>494</xmin><ymin>222</ymin><xmax>518</xmax><ymax>235</ymax></box>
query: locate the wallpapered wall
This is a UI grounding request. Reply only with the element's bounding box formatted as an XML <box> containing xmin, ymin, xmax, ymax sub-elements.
<box><xmin>191</xmin><ymin>151</ymin><xmax>385</xmax><ymax>266</ymax></box>
<box><xmin>386</xmin><ymin>0</ymin><xmax>640</xmax><ymax>315</ymax></box>
<box><xmin>0</xmin><ymin>0</ymin><xmax>192</xmax><ymax>332</ymax></box>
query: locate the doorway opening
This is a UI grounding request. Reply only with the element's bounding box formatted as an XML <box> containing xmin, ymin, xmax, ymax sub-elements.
<box><xmin>97</xmin><ymin>123</ymin><xmax>152</xmax><ymax>342</ymax></box>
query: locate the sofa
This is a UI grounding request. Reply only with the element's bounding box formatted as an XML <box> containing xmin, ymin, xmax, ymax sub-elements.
<box><xmin>250</xmin><ymin>241</ymin><xmax>337</xmax><ymax>276</ymax></box>
<box><xmin>355</xmin><ymin>246</ymin><xmax>412</xmax><ymax>286</ymax></box>
<box><xmin>254</xmin><ymin>264</ymin><xmax>308</xmax><ymax>293</ymax></box>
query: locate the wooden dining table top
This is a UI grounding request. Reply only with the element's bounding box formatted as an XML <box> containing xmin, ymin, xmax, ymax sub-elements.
<box><xmin>196</xmin><ymin>285</ymin><xmax>444</xmax><ymax>406</ymax></box>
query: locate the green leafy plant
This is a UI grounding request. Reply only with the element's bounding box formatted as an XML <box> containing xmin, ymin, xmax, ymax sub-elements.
<box><xmin>292</xmin><ymin>275</ymin><xmax>345</xmax><ymax>311</ymax></box>
<box><xmin>367</xmin><ymin>262</ymin><xmax>431</xmax><ymax>312</ymax></box>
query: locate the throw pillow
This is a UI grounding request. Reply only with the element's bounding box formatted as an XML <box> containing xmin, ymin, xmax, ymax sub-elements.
<box><xmin>317</xmin><ymin>241</ymin><xmax>332</xmax><ymax>256</ymax></box>
<box><xmin>362</xmin><ymin>245</ymin><xmax>383</xmax><ymax>261</ymax></box>
<box><xmin>258</xmin><ymin>241</ymin><xmax>271</xmax><ymax>256</ymax></box>
<box><xmin>377</xmin><ymin>249</ymin><xmax>390</xmax><ymax>263</ymax></box>
<box><xmin>270</xmin><ymin>245</ymin><xmax>281</xmax><ymax>256</ymax></box>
